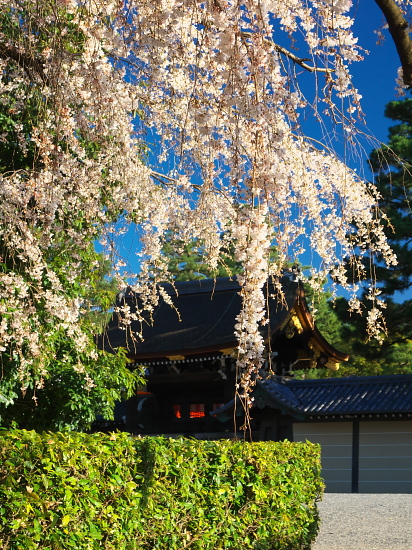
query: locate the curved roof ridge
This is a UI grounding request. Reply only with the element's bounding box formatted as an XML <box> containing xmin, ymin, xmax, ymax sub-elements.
<box><xmin>155</xmin><ymin>272</ymin><xmax>299</xmax><ymax>296</ymax></box>
<box><xmin>258</xmin><ymin>376</ymin><xmax>303</xmax><ymax>413</ymax></box>
<box><xmin>286</xmin><ymin>374</ymin><xmax>412</xmax><ymax>387</ymax></box>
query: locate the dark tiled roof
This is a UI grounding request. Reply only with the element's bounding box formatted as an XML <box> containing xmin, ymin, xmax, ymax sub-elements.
<box><xmin>258</xmin><ymin>378</ymin><xmax>302</xmax><ymax>413</ymax></box>
<box><xmin>99</xmin><ymin>275</ymin><xmax>299</xmax><ymax>358</ymax></box>
<box><xmin>257</xmin><ymin>375</ymin><xmax>412</xmax><ymax>416</ymax></box>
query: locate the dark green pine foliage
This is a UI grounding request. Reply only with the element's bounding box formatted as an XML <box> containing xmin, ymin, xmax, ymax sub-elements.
<box><xmin>369</xmin><ymin>99</ymin><xmax>412</xmax><ymax>296</ymax></box>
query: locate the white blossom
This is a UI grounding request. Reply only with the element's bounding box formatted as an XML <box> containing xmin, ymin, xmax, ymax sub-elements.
<box><xmin>0</xmin><ymin>0</ymin><xmax>401</xmax><ymax>397</ymax></box>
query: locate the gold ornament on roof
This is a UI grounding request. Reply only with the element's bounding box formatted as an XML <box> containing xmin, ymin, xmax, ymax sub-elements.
<box><xmin>284</xmin><ymin>308</ymin><xmax>304</xmax><ymax>339</ymax></box>
<box><xmin>308</xmin><ymin>338</ymin><xmax>321</xmax><ymax>368</ymax></box>
<box><xmin>325</xmin><ymin>359</ymin><xmax>340</xmax><ymax>371</ymax></box>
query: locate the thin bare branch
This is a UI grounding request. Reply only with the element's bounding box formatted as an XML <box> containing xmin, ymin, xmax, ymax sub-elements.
<box><xmin>0</xmin><ymin>43</ymin><xmax>48</xmax><ymax>84</ymax></box>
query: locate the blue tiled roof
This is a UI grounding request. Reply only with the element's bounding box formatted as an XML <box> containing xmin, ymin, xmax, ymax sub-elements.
<box><xmin>257</xmin><ymin>375</ymin><xmax>412</xmax><ymax>417</ymax></box>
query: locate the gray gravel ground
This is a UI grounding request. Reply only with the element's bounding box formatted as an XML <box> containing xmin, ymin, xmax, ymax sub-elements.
<box><xmin>312</xmin><ymin>494</ymin><xmax>412</xmax><ymax>550</ymax></box>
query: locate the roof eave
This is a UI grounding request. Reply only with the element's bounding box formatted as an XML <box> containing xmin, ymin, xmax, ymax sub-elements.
<box><xmin>294</xmin><ymin>284</ymin><xmax>350</xmax><ymax>364</ymax></box>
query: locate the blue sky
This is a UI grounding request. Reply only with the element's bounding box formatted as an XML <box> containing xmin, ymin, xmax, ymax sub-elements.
<box><xmin>102</xmin><ymin>1</ymin><xmax>406</xmax><ymax>284</ymax></box>
<box><xmin>351</xmin><ymin>0</ymin><xmax>401</xmax><ymax>143</ymax></box>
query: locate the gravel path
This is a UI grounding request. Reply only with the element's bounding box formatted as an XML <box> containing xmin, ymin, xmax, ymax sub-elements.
<box><xmin>313</xmin><ymin>494</ymin><xmax>412</xmax><ymax>550</ymax></box>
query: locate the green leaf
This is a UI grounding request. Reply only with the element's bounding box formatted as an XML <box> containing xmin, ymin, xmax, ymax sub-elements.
<box><xmin>61</xmin><ymin>515</ymin><xmax>71</xmax><ymax>527</ymax></box>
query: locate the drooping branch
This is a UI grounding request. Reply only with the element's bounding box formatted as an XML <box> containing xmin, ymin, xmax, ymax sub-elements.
<box><xmin>373</xmin><ymin>0</ymin><xmax>412</xmax><ymax>86</ymax></box>
<box><xmin>240</xmin><ymin>32</ymin><xmax>333</xmax><ymax>74</ymax></box>
<box><xmin>0</xmin><ymin>0</ymin><xmax>400</xmax><ymax>404</ymax></box>
<box><xmin>271</xmin><ymin>42</ymin><xmax>333</xmax><ymax>74</ymax></box>
<box><xmin>0</xmin><ymin>43</ymin><xmax>48</xmax><ymax>84</ymax></box>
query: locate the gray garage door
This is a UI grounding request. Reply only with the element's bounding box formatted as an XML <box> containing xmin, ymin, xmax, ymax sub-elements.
<box><xmin>293</xmin><ymin>420</ymin><xmax>412</xmax><ymax>494</ymax></box>
<box><xmin>359</xmin><ymin>420</ymin><xmax>412</xmax><ymax>493</ymax></box>
<box><xmin>293</xmin><ymin>422</ymin><xmax>352</xmax><ymax>493</ymax></box>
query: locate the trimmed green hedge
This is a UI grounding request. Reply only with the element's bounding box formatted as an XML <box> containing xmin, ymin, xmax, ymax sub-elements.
<box><xmin>0</xmin><ymin>431</ymin><xmax>323</xmax><ymax>550</ymax></box>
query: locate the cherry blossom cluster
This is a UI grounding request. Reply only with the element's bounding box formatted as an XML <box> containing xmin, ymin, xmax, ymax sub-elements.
<box><xmin>0</xmin><ymin>0</ymin><xmax>401</xmax><ymax>395</ymax></box>
<box><xmin>233</xmin><ymin>203</ymin><xmax>271</xmax><ymax>402</ymax></box>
